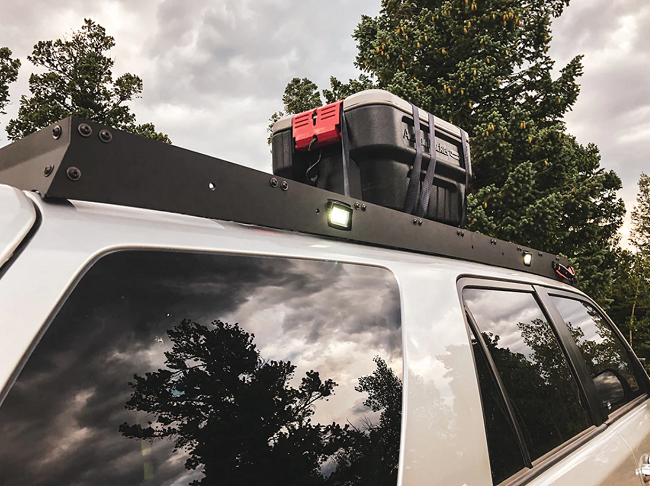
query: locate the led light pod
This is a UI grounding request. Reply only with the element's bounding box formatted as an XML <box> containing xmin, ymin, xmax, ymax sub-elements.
<box><xmin>523</xmin><ymin>252</ymin><xmax>533</xmax><ymax>267</ymax></box>
<box><xmin>326</xmin><ymin>200</ymin><xmax>353</xmax><ymax>231</ymax></box>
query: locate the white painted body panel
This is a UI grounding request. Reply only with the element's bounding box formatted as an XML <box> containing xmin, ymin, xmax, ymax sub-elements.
<box><xmin>611</xmin><ymin>400</ymin><xmax>650</xmax><ymax>478</ymax></box>
<box><xmin>526</xmin><ymin>427</ymin><xmax>639</xmax><ymax>486</ymax></box>
<box><xmin>0</xmin><ymin>185</ymin><xmax>36</xmax><ymax>267</ymax></box>
<box><xmin>0</xmin><ymin>192</ymin><xmax>642</xmax><ymax>486</ymax></box>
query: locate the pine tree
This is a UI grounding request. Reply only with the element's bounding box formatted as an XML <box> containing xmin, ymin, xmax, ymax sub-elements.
<box><xmin>609</xmin><ymin>173</ymin><xmax>650</xmax><ymax>356</ymax></box>
<box><xmin>5</xmin><ymin>19</ymin><xmax>170</xmax><ymax>143</ymax></box>
<box><xmin>631</xmin><ymin>173</ymin><xmax>650</xmax><ymax>252</ymax></box>
<box><xmin>271</xmin><ymin>0</ymin><xmax>624</xmax><ymax>300</ymax></box>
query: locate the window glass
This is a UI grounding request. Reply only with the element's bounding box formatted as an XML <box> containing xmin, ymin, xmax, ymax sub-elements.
<box><xmin>551</xmin><ymin>296</ymin><xmax>642</xmax><ymax>413</ymax></box>
<box><xmin>0</xmin><ymin>251</ymin><xmax>403</xmax><ymax>486</ymax></box>
<box><xmin>464</xmin><ymin>288</ymin><xmax>590</xmax><ymax>461</ymax></box>
<box><xmin>468</xmin><ymin>321</ymin><xmax>526</xmax><ymax>484</ymax></box>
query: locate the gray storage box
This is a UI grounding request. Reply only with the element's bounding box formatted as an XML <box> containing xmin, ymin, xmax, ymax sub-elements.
<box><xmin>271</xmin><ymin>89</ymin><xmax>471</xmax><ymax>227</ymax></box>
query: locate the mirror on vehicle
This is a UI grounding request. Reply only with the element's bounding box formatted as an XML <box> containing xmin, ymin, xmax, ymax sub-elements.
<box><xmin>592</xmin><ymin>370</ymin><xmax>626</xmax><ymax>410</ymax></box>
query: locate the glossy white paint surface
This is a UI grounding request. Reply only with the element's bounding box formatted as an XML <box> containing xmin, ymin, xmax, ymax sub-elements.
<box><xmin>0</xmin><ymin>184</ymin><xmax>36</xmax><ymax>267</ymax></box>
<box><xmin>528</xmin><ymin>427</ymin><xmax>638</xmax><ymax>486</ymax></box>
<box><xmin>610</xmin><ymin>400</ymin><xmax>650</xmax><ymax>477</ymax></box>
<box><xmin>0</xmin><ymin>193</ymin><xmax>639</xmax><ymax>486</ymax></box>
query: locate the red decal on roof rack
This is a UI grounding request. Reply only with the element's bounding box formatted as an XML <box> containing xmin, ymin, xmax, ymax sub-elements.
<box><xmin>292</xmin><ymin>101</ymin><xmax>343</xmax><ymax>151</ymax></box>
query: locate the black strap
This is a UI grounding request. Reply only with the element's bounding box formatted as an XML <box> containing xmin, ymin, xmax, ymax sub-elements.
<box><xmin>416</xmin><ymin>113</ymin><xmax>438</xmax><ymax>217</ymax></box>
<box><xmin>460</xmin><ymin>129</ymin><xmax>470</xmax><ymax>228</ymax></box>
<box><xmin>340</xmin><ymin>107</ymin><xmax>351</xmax><ymax>197</ymax></box>
<box><xmin>404</xmin><ymin>104</ymin><xmax>422</xmax><ymax>214</ymax></box>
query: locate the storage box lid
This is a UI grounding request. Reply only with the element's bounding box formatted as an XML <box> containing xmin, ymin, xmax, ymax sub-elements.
<box><xmin>272</xmin><ymin>89</ymin><xmax>462</xmax><ymax>139</ymax></box>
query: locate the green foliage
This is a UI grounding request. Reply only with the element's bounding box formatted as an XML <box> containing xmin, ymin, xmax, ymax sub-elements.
<box><xmin>267</xmin><ymin>77</ymin><xmax>322</xmax><ymax>145</ymax></box>
<box><xmin>0</xmin><ymin>47</ymin><xmax>20</xmax><ymax>116</ymax></box>
<box><xmin>609</xmin><ymin>173</ymin><xmax>650</xmax><ymax>354</ymax></box>
<box><xmin>271</xmin><ymin>0</ymin><xmax>625</xmax><ymax>301</ymax></box>
<box><xmin>5</xmin><ymin>19</ymin><xmax>170</xmax><ymax>143</ymax></box>
<box><xmin>631</xmin><ymin>173</ymin><xmax>650</xmax><ymax>251</ymax></box>
<box><xmin>120</xmin><ymin>318</ymin><xmax>402</xmax><ymax>486</ymax></box>
<box><xmin>322</xmin><ymin>74</ymin><xmax>375</xmax><ymax>104</ymax></box>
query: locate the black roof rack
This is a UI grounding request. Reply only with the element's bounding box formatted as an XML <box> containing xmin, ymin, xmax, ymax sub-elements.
<box><xmin>0</xmin><ymin>116</ymin><xmax>575</xmax><ymax>284</ymax></box>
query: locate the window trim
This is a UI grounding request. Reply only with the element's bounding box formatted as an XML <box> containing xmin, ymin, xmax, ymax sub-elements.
<box><xmin>541</xmin><ymin>287</ymin><xmax>650</xmax><ymax>403</ymax></box>
<box><xmin>534</xmin><ymin>286</ymin><xmax>607</xmax><ymax>425</ymax></box>
<box><xmin>457</xmin><ymin>277</ymin><xmax>610</xmax><ymax>486</ymax></box>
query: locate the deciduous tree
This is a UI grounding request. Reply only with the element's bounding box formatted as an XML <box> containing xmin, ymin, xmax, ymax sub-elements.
<box><xmin>5</xmin><ymin>19</ymin><xmax>170</xmax><ymax>143</ymax></box>
<box><xmin>0</xmin><ymin>47</ymin><xmax>20</xmax><ymax>134</ymax></box>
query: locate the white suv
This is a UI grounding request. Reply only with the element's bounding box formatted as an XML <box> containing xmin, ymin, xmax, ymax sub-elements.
<box><xmin>0</xmin><ymin>117</ymin><xmax>649</xmax><ymax>486</ymax></box>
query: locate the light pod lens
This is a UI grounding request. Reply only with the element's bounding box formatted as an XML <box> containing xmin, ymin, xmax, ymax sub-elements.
<box><xmin>523</xmin><ymin>252</ymin><xmax>533</xmax><ymax>267</ymax></box>
<box><xmin>326</xmin><ymin>201</ymin><xmax>353</xmax><ymax>230</ymax></box>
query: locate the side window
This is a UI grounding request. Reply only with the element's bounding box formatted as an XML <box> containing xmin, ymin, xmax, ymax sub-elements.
<box><xmin>551</xmin><ymin>296</ymin><xmax>642</xmax><ymax>413</ymax></box>
<box><xmin>467</xmin><ymin>321</ymin><xmax>526</xmax><ymax>484</ymax></box>
<box><xmin>0</xmin><ymin>251</ymin><xmax>403</xmax><ymax>486</ymax></box>
<box><xmin>464</xmin><ymin>288</ymin><xmax>591</xmax><ymax>463</ymax></box>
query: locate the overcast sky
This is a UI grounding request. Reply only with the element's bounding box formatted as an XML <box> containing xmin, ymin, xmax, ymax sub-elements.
<box><xmin>1</xmin><ymin>0</ymin><xmax>648</xmax><ymax>242</ymax></box>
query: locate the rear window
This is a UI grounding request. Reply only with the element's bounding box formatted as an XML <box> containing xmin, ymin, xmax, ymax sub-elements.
<box><xmin>551</xmin><ymin>296</ymin><xmax>642</xmax><ymax>413</ymax></box>
<box><xmin>0</xmin><ymin>251</ymin><xmax>403</xmax><ymax>486</ymax></box>
<box><xmin>464</xmin><ymin>288</ymin><xmax>591</xmax><ymax>463</ymax></box>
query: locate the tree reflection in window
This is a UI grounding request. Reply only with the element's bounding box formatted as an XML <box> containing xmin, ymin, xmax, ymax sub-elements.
<box><xmin>464</xmin><ymin>289</ymin><xmax>590</xmax><ymax>461</ymax></box>
<box><xmin>0</xmin><ymin>251</ymin><xmax>402</xmax><ymax>486</ymax></box>
<box><xmin>120</xmin><ymin>319</ymin><xmax>402</xmax><ymax>486</ymax></box>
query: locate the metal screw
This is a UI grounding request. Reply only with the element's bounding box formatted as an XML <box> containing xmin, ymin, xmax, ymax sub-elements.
<box><xmin>354</xmin><ymin>202</ymin><xmax>360</xmax><ymax>210</ymax></box>
<box><xmin>361</xmin><ymin>204</ymin><xmax>367</xmax><ymax>211</ymax></box>
<box><xmin>43</xmin><ymin>165</ymin><xmax>54</xmax><ymax>177</ymax></box>
<box><xmin>52</xmin><ymin>125</ymin><xmax>62</xmax><ymax>139</ymax></box>
<box><xmin>98</xmin><ymin>129</ymin><xmax>112</xmax><ymax>143</ymax></box>
<box><xmin>281</xmin><ymin>181</ymin><xmax>289</xmax><ymax>191</ymax></box>
<box><xmin>270</xmin><ymin>177</ymin><xmax>278</xmax><ymax>188</ymax></box>
<box><xmin>78</xmin><ymin>123</ymin><xmax>92</xmax><ymax>137</ymax></box>
<box><xmin>66</xmin><ymin>167</ymin><xmax>81</xmax><ymax>181</ymax></box>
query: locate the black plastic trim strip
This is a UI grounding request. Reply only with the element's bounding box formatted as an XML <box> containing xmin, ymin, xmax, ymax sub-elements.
<box><xmin>535</xmin><ymin>286</ymin><xmax>607</xmax><ymax>425</ymax></box>
<box><xmin>543</xmin><ymin>287</ymin><xmax>650</xmax><ymax>395</ymax></box>
<box><xmin>463</xmin><ymin>303</ymin><xmax>533</xmax><ymax>468</ymax></box>
<box><xmin>0</xmin><ymin>116</ymin><xmax>574</xmax><ymax>284</ymax></box>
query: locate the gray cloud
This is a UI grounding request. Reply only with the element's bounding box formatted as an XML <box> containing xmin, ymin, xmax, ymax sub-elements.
<box><xmin>0</xmin><ymin>0</ymin><xmax>647</xmax><ymax>241</ymax></box>
<box><xmin>550</xmin><ymin>0</ymin><xmax>650</xmax><ymax>242</ymax></box>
